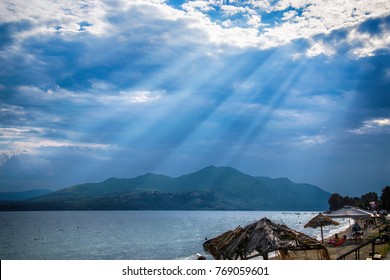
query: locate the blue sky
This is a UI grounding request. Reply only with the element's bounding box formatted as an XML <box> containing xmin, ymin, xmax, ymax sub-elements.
<box><xmin>0</xmin><ymin>0</ymin><xmax>389</xmax><ymax>196</ymax></box>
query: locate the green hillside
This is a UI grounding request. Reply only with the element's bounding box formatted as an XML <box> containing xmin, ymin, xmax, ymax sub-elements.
<box><xmin>0</xmin><ymin>166</ymin><xmax>331</xmax><ymax>211</ymax></box>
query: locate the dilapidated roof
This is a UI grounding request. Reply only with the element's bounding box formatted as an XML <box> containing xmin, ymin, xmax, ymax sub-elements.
<box><xmin>203</xmin><ymin>217</ymin><xmax>329</xmax><ymax>260</ymax></box>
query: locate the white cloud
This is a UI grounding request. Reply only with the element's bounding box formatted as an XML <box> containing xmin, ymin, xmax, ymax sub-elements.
<box><xmin>102</xmin><ymin>90</ymin><xmax>162</xmax><ymax>104</ymax></box>
<box><xmin>350</xmin><ymin>118</ymin><xmax>390</xmax><ymax>135</ymax></box>
<box><xmin>18</xmin><ymin>85</ymin><xmax>87</xmax><ymax>104</ymax></box>
<box><xmin>246</xmin><ymin>13</ymin><xmax>262</xmax><ymax>28</ymax></box>
<box><xmin>181</xmin><ymin>0</ymin><xmax>214</xmax><ymax>13</ymax></box>
<box><xmin>1</xmin><ymin>0</ymin><xmax>390</xmax><ymax>57</ymax></box>
<box><xmin>0</xmin><ymin>0</ymin><xmax>109</xmax><ymax>36</ymax></box>
<box><xmin>220</xmin><ymin>4</ymin><xmax>246</xmax><ymax>16</ymax></box>
<box><xmin>17</xmin><ymin>85</ymin><xmax>162</xmax><ymax>105</ymax></box>
<box><xmin>12</xmin><ymin>139</ymin><xmax>109</xmax><ymax>152</ymax></box>
<box><xmin>305</xmin><ymin>40</ymin><xmax>336</xmax><ymax>57</ymax></box>
<box><xmin>0</xmin><ymin>126</ymin><xmax>111</xmax><ymax>155</ymax></box>
<box><xmin>0</xmin><ymin>104</ymin><xmax>25</xmax><ymax>116</ymax></box>
<box><xmin>348</xmin><ymin>28</ymin><xmax>390</xmax><ymax>57</ymax></box>
<box><xmin>300</xmin><ymin>134</ymin><xmax>329</xmax><ymax>145</ymax></box>
<box><xmin>255</xmin><ymin>0</ymin><xmax>390</xmax><ymax>51</ymax></box>
<box><xmin>282</xmin><ymin>10</ymin><xmax>298</xmax><ymax>21</ymax></box>
<box><xmin>271</xmin><ymin>0</ymin><xmax>312</xmax><ymax>11</ymax></box>
<box><xmin>373</xmin><ymin>119</ymin><xmax>390</xmax><ymax>126</ymax></box>
<box><xmin>228</xmin><ymin>0</ymin><xmax>390</xmax><ymax>55</ymax></box>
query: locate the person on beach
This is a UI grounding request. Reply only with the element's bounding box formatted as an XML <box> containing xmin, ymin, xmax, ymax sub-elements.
<box><xmin>329</xmin><ymin>234</ymin><xmax>346</xmax><ymax>246</ymax></box>
<box><xmin>352</xmin><ymin>222</ymin><xmax>362</xmax><ymax>241</ymax></box>
<box><xmin>328</xmin><ymin>234</ymin><xmax>339</xmax><ymax>244</ymax></box>
<box><xmin>352</xmin><ymin>222</ymin><xmax>361</xmax><ymax>232</ymax></box>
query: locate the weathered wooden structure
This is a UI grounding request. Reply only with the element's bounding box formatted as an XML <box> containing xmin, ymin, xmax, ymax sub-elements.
<box><xmin>203</xmin><ymin>217</ymin><xmax>330</xmax><ymax>260</ymax></box>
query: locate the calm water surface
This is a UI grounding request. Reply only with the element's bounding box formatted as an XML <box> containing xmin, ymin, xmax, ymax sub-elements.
<box><xmin>0</xmin><ymin>211</ymin><xmax>349</xmax><ymax>260</ymax></box>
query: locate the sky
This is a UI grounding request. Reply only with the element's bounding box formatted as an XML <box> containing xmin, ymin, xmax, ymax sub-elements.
<box><xmin>0</xmin><ymin>0</ymin><xmax>389</xmax><ymax>196</ymax></box>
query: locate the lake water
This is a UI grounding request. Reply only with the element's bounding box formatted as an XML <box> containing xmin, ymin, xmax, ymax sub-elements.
<box><xmin>0</xmin><ymin>211</ymin><xmax>350</xmax><ymax>260</ymax></box>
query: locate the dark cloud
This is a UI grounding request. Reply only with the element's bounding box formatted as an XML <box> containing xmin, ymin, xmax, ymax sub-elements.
<box><xmin>358</xmin><ymin>15</ymin><xmax>390</xmax><ymax>35</ymax></box>
<box><xmin>357</xmin><ymin>56</ymin><xmax>390</xmax><ymax>109</ymax></box>
<box><xmin>0</xmin><ymin>1</ymin><xmax>389</xmax><ymax>196</ymax></box>
<box><xmin>0</xmin><ymin>20</ymin><xmax>32</xmax><ymax>49</ymax></box>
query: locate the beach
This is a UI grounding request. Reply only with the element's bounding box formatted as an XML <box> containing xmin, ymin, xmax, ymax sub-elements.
<box><xmin>271</xmin><ymin>216</ymin><xmax>390</xmax><ymax>260</ymax></box>
<box><xmin>325</xmin><ymin>221</ymin><xmax>389</xmax><ymax>260</ymax></box>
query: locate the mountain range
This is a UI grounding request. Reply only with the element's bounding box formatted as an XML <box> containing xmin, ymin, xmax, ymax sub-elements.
<box><xmin>0</xmin><ymin>166</ymin><xmax>331</xmax><ymax>211</ymax></box>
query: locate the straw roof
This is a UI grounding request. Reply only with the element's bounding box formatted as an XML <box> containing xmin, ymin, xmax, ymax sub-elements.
<box><xmin>304</xmin><ymin>213</ymin><xmax>340</xmax><ymax>243</ymax></box>
<box><xmin>304</xmin><ymin>213</ymin><xmax>340</xmax><ymax>228</ymax></box>
<box><xmin>203</xmin><ymin>217</ymin><xmax>329</xmax><ymax>260</ymax></box>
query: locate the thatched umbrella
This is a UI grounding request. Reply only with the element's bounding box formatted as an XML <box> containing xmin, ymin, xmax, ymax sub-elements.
<box><xmin>304</xmin><ymin>213</ymin><xmax>340</xmax><ymax>243</ymax></box>
<box><xmin>203</xmin><ymin>217</ymin><xmax>329</xmax><ymax>260</ymax></box>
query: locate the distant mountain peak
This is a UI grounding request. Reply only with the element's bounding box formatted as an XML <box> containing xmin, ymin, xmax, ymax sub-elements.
<box><xmin>0</xmin><ymin>166</ymin><xmax>331</xmax><ymax>211</ymax></box>
<box><xmin>194</xmin><ymin>165</ymin><xmax>247</xmax><ymax>175</ymax></box>
<box><xmin>274</xmin><ymin>177</ymin><xmax>293</xmax><ymax>184</ymax></box>
<box><xmin>103</xmin><ymin>177</ymin><xmax>120</xmax><ymax>182</ymax></box>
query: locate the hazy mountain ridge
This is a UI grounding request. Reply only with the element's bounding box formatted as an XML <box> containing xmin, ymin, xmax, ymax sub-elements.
<box><xmin>0</xmin><ymin>166</ymin><xmax>330</xmax><ymax>210</ymax></box>
<box><xmin>0</xmin><ymin>189</ymin><xmax>52</xmax><ymax>201</ymax></box>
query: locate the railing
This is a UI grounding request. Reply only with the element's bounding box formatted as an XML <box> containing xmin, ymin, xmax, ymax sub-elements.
<box><xmin>337</xmin><ymin>216</ymin><xmax>389</xmax><ymax>260</ymax></box>
<box><xmin>337</xmin><ymin>237</ymin><xmax>378</xmax><ymax>260</ymax></box>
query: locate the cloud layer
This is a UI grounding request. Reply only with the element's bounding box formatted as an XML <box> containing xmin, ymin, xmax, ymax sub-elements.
<box><xmin>1</xmin><ymin>0</ymin><xmax>390</xmax><ymax>195</ymax></box>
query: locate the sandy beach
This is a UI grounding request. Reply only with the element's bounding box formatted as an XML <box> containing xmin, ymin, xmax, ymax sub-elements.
<box><xmin>325</xmin><ymin>222</ymin><xmax>389</xmax><ymax>260</ymax></box>
<box><xmin>271</xmin><ymin>217</ymin><xmax>389</xmax><ymax>260</ymax></box>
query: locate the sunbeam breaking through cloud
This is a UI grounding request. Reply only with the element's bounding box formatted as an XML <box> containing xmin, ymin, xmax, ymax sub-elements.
<box><xmin>1</xmin><ymin>0</ymin><xmax>390</xmax><ymax>195</ymax></box>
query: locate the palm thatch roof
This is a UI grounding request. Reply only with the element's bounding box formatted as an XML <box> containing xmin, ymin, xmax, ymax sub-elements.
<box><xmin>304</xmin><ymin>213</ymin><xmax>340</xmax><ymax>229</ymax></box>
<box><xmin>203</xmin><ymin>217</ymin><xmax>330</xmax><ymax>260</ymax></box>
<box><xmin>304</xmin><ymin>213</ymin><xmax>340</xmax><ymax>243</ymax></box>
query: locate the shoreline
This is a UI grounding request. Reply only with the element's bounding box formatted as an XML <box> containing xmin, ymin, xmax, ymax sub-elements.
<box><xmin>324</xmin><ymin>222</ymin><xmax>387</xmax><ymax>260</ymax></box>
<box><xmin>271</xmin><ymin>217</ymin><xmax>389</xmax><ymax>260</ymax></box>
